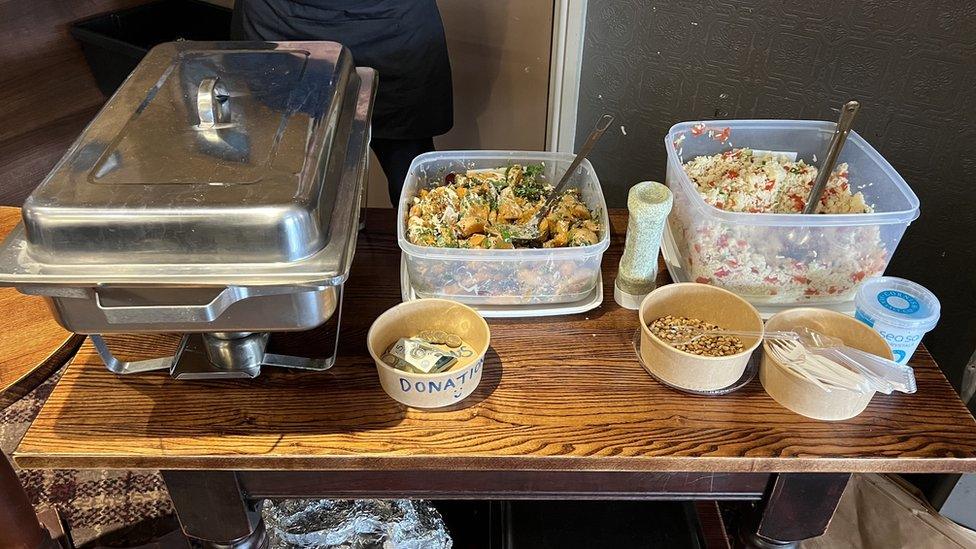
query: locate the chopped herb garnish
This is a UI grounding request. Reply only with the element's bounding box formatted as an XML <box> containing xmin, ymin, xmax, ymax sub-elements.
<box><xmin>524</xmin><ymin>163</ymin><xmax>544</xmax><ymax>179</ymax></box>
<box><xmin>513</xmin><ymin>184</ymin><xmax>546</xmax><ymax>201</ymax></box>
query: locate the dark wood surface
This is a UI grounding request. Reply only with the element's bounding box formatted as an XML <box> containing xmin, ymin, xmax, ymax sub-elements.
<box><xmin>0</xmin><ymin>207</ymin><xmax>84</xmax><ymax>409</ymax></box>
<box><xmin>14</xmin><ymin>209</ymin><xmax>976</xmax><ymax>473</ymax></box>
<box><xmin>0</xmin><ymin>0</ymin><xmax>146</xmax><ymax>206</ymax></box>
<box><xmin>752</xmin><ymin>473</ymin><xmax>850</xmax><ymax>543</ymax></box>
<box><xmin>235</xmin><ymin>470</ymin><xmax>770</xmax><ymax>500</ymax></box>
<box><xmin>695</xmin><ymin>500</ymin><xmax>732</xmax><ymax>549</ymax></box>
<box><xmin>162</xmin><ymin>471</ymin><xmax>265</xmax><ymax>547</ymax></box>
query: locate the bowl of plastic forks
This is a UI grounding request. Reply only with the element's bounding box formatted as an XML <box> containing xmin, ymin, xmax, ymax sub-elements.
<box><xmin>760</xmin><ymin>308</ymin><xmax>895</xmax><ymax>420</ymax></box>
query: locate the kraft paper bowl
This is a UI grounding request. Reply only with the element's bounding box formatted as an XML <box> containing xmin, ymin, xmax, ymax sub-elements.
<box><xmin>367</xmin><ymin>298</ymin><xmax>490</xmax><ymax>409</ymax></box>
<box><xmin>638</xmin><ymin>283</ymin><xmax>763</xmax><ymax>392</ymax></box>
<box><xmin>761</xmin><ymin>308</ymin><xmax>892</xmax><ymax>421</ymax></box>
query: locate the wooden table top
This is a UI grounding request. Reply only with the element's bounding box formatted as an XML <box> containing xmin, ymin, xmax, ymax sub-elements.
<box><xmin>0</xmin><ymin>207</ymin><xmax>83</xmax><ymax>409</ymax></box>
<box><xmin>14</xmin><ymin>209</ymin><xmax>976</xmax><ymax>473</ymax></box>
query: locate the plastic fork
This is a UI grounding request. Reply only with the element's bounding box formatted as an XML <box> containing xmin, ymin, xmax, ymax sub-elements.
<box><xmin>767</xmin><ymin>339</ymin><xmax>870</xmax><ymax>393</ymax></box>
<box><xmin>766</xmin><ymin>340</ymin><xmax>835</xmax><ymax>392</ymax></box>
<box><xmin>793</xmin><ymin>327</ymin><xmax>916</xmax><ymax>394</ymax></box>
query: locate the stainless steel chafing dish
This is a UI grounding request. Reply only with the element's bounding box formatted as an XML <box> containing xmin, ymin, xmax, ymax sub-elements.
<box><xmin>0</xmin><ymin>41</ymin><xmax>377</xmax><ymax>379</ymax></box>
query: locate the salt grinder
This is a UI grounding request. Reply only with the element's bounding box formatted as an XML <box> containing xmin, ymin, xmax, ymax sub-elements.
<box><xmin>614</xmin><ymin>181</ymin><xmax>673</xmax><ymax>309</ymax></box>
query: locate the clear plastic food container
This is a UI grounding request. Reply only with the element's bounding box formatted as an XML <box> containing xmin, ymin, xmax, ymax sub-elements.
<box><xmin>398</xmin><ymin>151</ymin><xmax>610</xmax><ymax>305</ymax></box>
<box><xmin>662</xmin><ymin>120</ymin><xmax>920</xmax><ymax>315</ymax></box>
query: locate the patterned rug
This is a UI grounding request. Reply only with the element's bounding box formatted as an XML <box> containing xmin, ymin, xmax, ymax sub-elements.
<box><xmin>1</xmin><ymin>366</ymin><xmax>175</xmax><ymax>547</ymax></box>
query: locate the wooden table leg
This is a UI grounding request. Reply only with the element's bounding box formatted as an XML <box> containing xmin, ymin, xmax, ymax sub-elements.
<box><xmin>740</xmin><ymin>473</ymin><xmax>850</xmax><ymax>548</ymax></box>
<box><xmin>162</xmin><ymin>471</ymin><xmax>267</xmax><ymax>549</ymax></box>
<box><xmin>0</xmin><ymin>452</ymin><xmax>65</xmax><ymax>549</ymax></box>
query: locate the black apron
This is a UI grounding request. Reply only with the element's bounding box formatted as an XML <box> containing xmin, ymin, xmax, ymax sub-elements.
<box><xmin>237</xmin><ymin>0</ymin><xmax>453</xmax><ymax>140</ymax></box>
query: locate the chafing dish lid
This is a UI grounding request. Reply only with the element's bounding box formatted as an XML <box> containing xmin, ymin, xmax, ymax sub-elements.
<box><xmin>0</xmin><ymin>44</ymin><xmax>377</xmax><ymax>288</ymax></box>
<box><xmin>21</xmin><ymin>41</ymin><xmax>357</xmax><ymax>265</ymax></box>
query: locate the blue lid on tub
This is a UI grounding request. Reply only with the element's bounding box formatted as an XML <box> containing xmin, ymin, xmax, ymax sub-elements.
<box><xmin>855</xmin><ymin>276</ymin><xmax>940</xmax><ymax>331</ymax></box>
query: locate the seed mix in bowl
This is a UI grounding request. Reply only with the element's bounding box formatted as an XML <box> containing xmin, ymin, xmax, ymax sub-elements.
<box><xmin>649</xmin><ymin>315</ymin><xmax>745</xmax><ymax>357</ymax></box>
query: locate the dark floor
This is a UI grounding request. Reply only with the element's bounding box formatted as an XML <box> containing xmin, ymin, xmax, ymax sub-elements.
<box><xmin>0</xmin><ymin>367</ymin><xmax>176</xmax><ymax>547</ymax></box>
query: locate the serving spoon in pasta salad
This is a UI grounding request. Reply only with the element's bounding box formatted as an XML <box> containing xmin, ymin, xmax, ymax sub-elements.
<box><xmin>502</xmin><ymin>114</ymin><xmax>614</xmax><ymax>247</ymax></box>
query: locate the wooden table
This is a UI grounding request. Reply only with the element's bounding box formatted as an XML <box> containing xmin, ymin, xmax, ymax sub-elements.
<box><xmin>0</xmin><ymin>207</ymin><xmax>84</xmax><ymax>409</ymax></box>
<box><xmin>14</xmin><ymin>209</ymin><xmax>976</xmax><ymax>548</ymax></box>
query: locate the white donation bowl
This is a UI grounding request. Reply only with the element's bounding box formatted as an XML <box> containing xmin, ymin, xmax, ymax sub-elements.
<box><xmin>367</xmin><ymin>298</ymin><xmax>491</xmax><ymax>408</ymax></box>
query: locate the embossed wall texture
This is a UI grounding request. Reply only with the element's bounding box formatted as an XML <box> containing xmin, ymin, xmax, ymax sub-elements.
<box><xmin>576</xmin><ymin>0</ymin><xmax>976</xmax><ymax>384</ymax></box>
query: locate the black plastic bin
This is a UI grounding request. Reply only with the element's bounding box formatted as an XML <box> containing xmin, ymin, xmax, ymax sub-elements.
<box><xmin>70</xmin><ymin>0</ymin><xmax>233</xmax><ymax>96</ymax></box>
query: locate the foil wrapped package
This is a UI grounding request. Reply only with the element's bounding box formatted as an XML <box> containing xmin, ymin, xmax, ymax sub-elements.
<box><xmin>382</xmin><ymin>338</ymin><xmax>457</xmax><ymax>374</ymax></box>
<box><xmin>263</xmin><ymin>499</ymin><xmax>452</xmax><ymax>549</ymax></box>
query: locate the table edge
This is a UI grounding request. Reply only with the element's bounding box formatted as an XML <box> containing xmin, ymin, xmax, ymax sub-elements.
<box><xmin>0</xmin><ymin>333</ymin><xmax>84</xmax><ymax>410</ymax></box>
<box><xmin>13</xmin><ymin>452</ymin><xmax>976</xmax><ymax>474</ymax></box>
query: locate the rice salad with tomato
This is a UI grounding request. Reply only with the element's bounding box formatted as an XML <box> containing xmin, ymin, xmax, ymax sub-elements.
<box><xmin>674</xmin><ymin>148</ymin><xmax>886</xmax><ymax>302</ymax></box>
<box><xmin>683</xmin><ymin>149</ymin><xmax>871</xmax><ymax>214</ymax></box>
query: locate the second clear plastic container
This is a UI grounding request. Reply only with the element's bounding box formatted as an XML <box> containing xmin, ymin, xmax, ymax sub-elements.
<box><xmin>398</xmin><ymin>151</ymin><xmax>610</xmax><ymax>305</ymax></box>
<box><xmin>662</xmin><ymin>120</ymin><xmax>920</xmax><ymax>315</ymax></box>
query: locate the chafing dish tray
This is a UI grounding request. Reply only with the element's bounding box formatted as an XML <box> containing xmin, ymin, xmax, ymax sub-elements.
<box><xmin>0</xmin><ymin>41</ymin><xmax>377</xmax><ymax>379</ymax></box>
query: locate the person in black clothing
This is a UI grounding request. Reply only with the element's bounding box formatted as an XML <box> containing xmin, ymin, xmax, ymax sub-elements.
<box><xmin>233</xmin><ymin>0</ymin><xmax>453</xmax><ymax>204</ymax></box>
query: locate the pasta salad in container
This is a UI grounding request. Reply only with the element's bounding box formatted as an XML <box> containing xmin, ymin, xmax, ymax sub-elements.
<box><xmin>398</xmin><ymin>151</ymin><xmax>610</xmax><ymax>305</ymax></box>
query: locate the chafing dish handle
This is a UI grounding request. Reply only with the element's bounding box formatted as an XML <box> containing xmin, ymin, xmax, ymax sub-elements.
<box><xmin>196</xmin><ymin>76</ymin><xmax>228</xmax><ymax>129</ymax></box>
<box><xmin>94</xmin><ymin>286</ymin><xmax>310</xmax><ymax>325</ymax></box>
